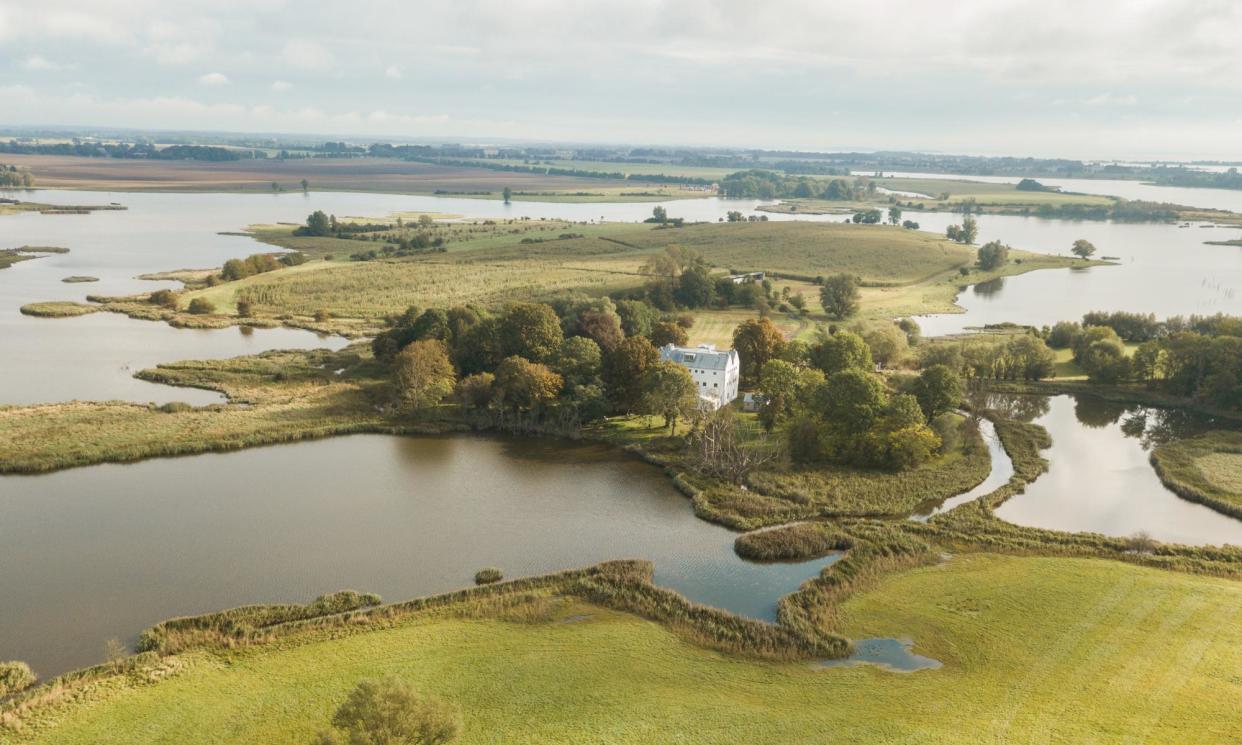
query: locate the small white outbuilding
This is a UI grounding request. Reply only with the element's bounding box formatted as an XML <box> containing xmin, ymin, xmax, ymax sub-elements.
<box><xmin>658</xmin><ymin>343</ymin><xmax>740</xmax><ymax>410</ymax></box>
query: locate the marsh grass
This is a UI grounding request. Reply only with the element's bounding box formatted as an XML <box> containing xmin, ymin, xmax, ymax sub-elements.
<box><xmin>1151</xmin><ymin>431</ymin><xmax>1242</xmax><ymax>519</ymax></box>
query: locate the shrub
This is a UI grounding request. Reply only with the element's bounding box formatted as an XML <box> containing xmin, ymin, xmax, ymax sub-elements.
<box><xmin>237</xmin><ymin>300</ymin><xmax>253</xmax><ymax>317</ymax></box>
<box><xmin>0</xmin><ymin>661</ymin><xmax>36</xmax><ymax>697</ymax></box>
<box><xmin>187</xmin><ymin>298</ymin><xmax>215</xmax><ymax>315</ymax></box>
<box><xmin>316</xmin><ymin>677</ymin><xmax>461</xmax><ymax>745</ymax></box>
<box><xmin>474</xmin><ymin>567</ymin><xmax>503</xmax><ymax>585</ymax></box>
<box><xmin>314</xmin><ymin>308</ymin><xmax>332</xmax><ymax>323</ymax></box>
<box><xmin>149</xmin><ymin>289</ymin><xmax>178</xmax><ymax>308</ymax></box>
<box><xmin>155</xmin><ymin>401</ymin><xmax>192</xmax><ymax>414</ymax></box>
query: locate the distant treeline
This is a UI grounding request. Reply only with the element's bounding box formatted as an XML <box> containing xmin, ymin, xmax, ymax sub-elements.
<box><xmin>402</xmin><ymin>155</ymin><xmax>715</xmax><ymax>185</ymax></box>
<box><xmin>0</xmin><ymin>141</ymin><xmax>253</xmax><ymax>161</ymax></box>
<box><xmin>1145</xmin><ymin>168</ymin><xmax>1242</xmax><ymax>191</ymax></box>
<box><xmin>719</xmin><ymin>170</ymin><xmax>874</xmax><ymax>200</ymax></box>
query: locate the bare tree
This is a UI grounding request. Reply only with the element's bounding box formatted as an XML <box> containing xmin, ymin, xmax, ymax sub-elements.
<box><xmin>690</xmin><ymin>408</ymin><xmax>778</xmax><ymax>483</ymax></box>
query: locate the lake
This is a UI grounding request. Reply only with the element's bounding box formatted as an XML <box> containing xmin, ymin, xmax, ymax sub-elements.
<box><xmin>910</xmin><ymin>212</ymin><xmax>1242</xmax><ymax>335</ymax></box>
<box><xmin>0</xmin><ymin>434</ymin><xmax>835</xmax><ymax>678</ymax></box>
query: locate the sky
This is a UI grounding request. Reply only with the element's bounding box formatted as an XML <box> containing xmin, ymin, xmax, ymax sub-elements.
<box><xmin>1</xmin><ymin>0</ymin><xmax>1241</xmax><ymax>160</ymax></box>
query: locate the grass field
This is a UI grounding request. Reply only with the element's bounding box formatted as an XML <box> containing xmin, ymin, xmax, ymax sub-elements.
<box><xmin>150</xmin><ymin>220</ymin><xmax>1097</xmax><ymax>340</ymax></box>
<box><xmin>6</xmin><ymin>554</ymin><xmax>1240</xmax><ymax>744</ymax></box>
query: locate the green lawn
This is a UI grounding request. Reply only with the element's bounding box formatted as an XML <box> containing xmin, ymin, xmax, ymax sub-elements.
<box><xmin>9</xmin><ymin>555</ymin><xmax>1241</xmax><ymax>744</ymax></box>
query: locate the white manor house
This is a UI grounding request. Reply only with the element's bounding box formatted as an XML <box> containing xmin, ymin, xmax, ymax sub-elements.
<box><xmin>658</xmin><ymin>343</ymin><xmax>740</xmax><ymax>410</ymax></box>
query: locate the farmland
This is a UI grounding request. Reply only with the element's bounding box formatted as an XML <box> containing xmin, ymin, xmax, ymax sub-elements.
<box><xmin>0</xmin><ymin>154</ymin><xmax>668</xmax><ymax>198</ymax></box>
<box><xmin>4</xmin><ymin>554</ymin><xmax>1240</xmax><ymax>744</ymax></box>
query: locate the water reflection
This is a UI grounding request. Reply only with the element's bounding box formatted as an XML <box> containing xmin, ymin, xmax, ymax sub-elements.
<box><xmin>971</xmin><ymin>277</ymin><xmax>1005</xmax><ymax>297</ymax></box>
<box><xmin>988</xmin><ymin>394</ymin><xmax>1242</xmax><ymax>546</ymax></box>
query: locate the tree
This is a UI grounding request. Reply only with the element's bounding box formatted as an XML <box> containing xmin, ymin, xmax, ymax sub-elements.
<box><xmin>454</xmin><ymin>372</ymin><xmax>495</xmax><ymax>411</ymax></box>
<box><xmin>493</xmin><ymin>356</ymin><xmax>562</xmax><ymax>412</ymax></box>
<box><xmin>757</xmin><ymin>359</ymin><xmax>821</xmax><ymax>431</ymax></box>
<box><xmin>555</xmin><ymin>336</ymin><xmax>602</xmax><ymax>385</ymax></box>
<box><xmin>616</xmin><ymin>299</ymin><xmax>657</xmax><ymax>337</ymax></box>
<box><xmin>1005</xmin><ymin>334</ymin><xmax>1057</xmax><ymax>380</ymax></box>
<box><xmin>302</xmin><ymin>210</ymin><xmax>332</xmax><ymax>237</ymax></box>
<box><xmin>603</xmin><ymin>336</ymin><xmax>660</xmax><ymax>411</ymax></box>
<box><xmin>819</xmin><ymin>273</ymin><xmax>860</xmax><ymax>320</ymax></box>
<box><xmin>809</xmin><ymin>330</ymin><xmax>872</xmax><ymax>375</ymax></box>
<box><xmin>300</xmin><ymin>178</ymin><xmax>309</xmax><ymax>192</ymax></box>
<box><xmin>863</xmin><ymin>324</ymin><xmax>908</xmax><ymax>368</ymax></box>
<box><xmin>395</xmin><ymin>340</ymin><xmax>456</xmax><ymax>410</ymax></box>
<box><xmin>1072</xmin><ymin>239</ymin><xmax>1097</xmax><ymax>259</ymax></box>
<box><xmin>575</xmin><ymin>307</ymin><xmax>624</xmax><ymax>352</ymax></box>
<box><xmin>962</xmin><ymin>215</ymin><xmax>979</xmax><ymax>243</ymax></box>
<box><xmin>732</xmin><ymin>317</ymin><xmax>786</xmax><ymax>388</ymax></box>
<box><xmin>500</xmin><ymin>303</ymin><xmax>563</xmax><ymax>362</ymax></box>
<box><xmin>946</xmin><ymin>215</ymin><xmax>978</xmax><ymax>244</ymax></box>
<box><xmin>502</xmin><ymin>186</ymin><xmax>512</xmax><ymax>204</ymax></box>
<box><xmin>887</xmin><ymin>205</ymin><xmax>903</xmax><ymax>225</ymax></box>
<box><xmin>852</xmin><ymin>208</ymin><xmax>882</xmax><ymax>224</ymax></box>
<box><xmin>691</xmin><ymin>408</ymin><xmax>777</xmax><ymax>483</ymax></box>
<box><xmin>640</xmin><ymin>361</ymin><xmax>699</xmax><ymax>431</ymax></box>
<box><xmin>976</xmin><ymin>240</ymin><xmax>1010</xmax><ymax>270</ymax></box>
<box><xmin>674</xmin><ymin>265</ymin><xmax>716</xmax><ymax>308</ymax></box>
<box><xmin>818</xmin><ymin>368</ymin><xmax>888</xmax><ymax>435</ymax></box>
<box><xmin>912</xmin><ymin>364</ymin><xmax>964</xmax><ymax>419</ymax></box>
<box><xmin>1080</xmin><ymin>336</ymin><xmax>1131</xmax><ymax>383</ymax></box>
<box><xmin>315</xmin><ymin>677</ymin><xmax>460</xmax><ymax>745</ymax></box>
<box><xmin>788</xmin><ymin>292</ymin><xmax>806</xmax><ymax>312</ymax></box>
<box><xmin>649</xmin><ymin>320</ymin><xmax>688</xmax><ymax>347</ymax></box>
<box><xmin>651</xmin><ymin>205</ymin><xmax>668</xmax><ymax>224</ymax></box>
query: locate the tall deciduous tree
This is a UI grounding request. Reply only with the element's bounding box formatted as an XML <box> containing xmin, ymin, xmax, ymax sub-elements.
<box><xmin>604</xmin><ymin>336</ymin><xmax>660</xmax><ymax>411</ymax></box>
<box><xmin>394</xmin><ymin>340</ymin><xmax>456</xmax><ymax>410</ymax></box>
<box><xmin>732</xmin><ymin>317</ymin><xmax>786</xmax><ymax>388</ymax></box>
<box><xmin>500</xmin><ymin>303</ymin><xmax>563</xmax><ymax>362</ymax></box>
<box><xmin>640</xmin><ymin>360</ymin><xmax>699</xmax><ymax>432</ymax></box>
<box><xmin>819</xmin><ymin>273</ymin><xmax>860</xmax><ymax>320</ymax></box>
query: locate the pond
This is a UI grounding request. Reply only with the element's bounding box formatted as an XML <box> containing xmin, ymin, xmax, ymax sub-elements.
<box><xmin>983</xmin><ymin>393</ymin><xmax>1242</xmax><ymax>547</ymax></box>
<box><xmin>0</xmin><ymin>433</ymin><xmax>837</xmax><ymax>678</ymax></box>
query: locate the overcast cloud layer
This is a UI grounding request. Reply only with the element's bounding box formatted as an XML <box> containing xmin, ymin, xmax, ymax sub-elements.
<box><xmin>1</xmin><ymin>0</ymin><xmax>1240</xmax><ymax>159</ymax></box>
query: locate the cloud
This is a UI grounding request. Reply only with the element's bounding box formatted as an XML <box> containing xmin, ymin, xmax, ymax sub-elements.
<box><xmin>20</xmin><ymin>55</ymin><xmax>73</xmax><ymax>71</ymax></box>
<box><xmin>270</xmin><ymin>80</ymin><xmax>292</xmax><ymax>92</ymax></box>
<box><xmin>385</xmin><ymin>65</ymin><xmax>402</xmax><ymax>80</ymax></box>
<box><xmin>281</xmin><ymin>39</ymin><xmax>335</xmax><ymax>71</ymax></box>
<box><xmin>1086</xmin><ymin>92</ymin><xmax>1138</xmax><ymax>107</ymax></box>
<box><xmin>197</xmin><ymin>72</ymin><xmax>230</xmax><ymax>86</ymax></box>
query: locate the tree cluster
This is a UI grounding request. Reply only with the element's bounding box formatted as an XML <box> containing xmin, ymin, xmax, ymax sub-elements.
<box><xmin>374</xmin><ymin>297</ymin><xmax>705</xmax><ymax>432</ymax></box>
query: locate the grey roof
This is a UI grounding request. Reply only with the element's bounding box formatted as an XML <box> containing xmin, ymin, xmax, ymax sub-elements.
<box><xmin>659</xmin><ymin>343</ymin><xmax>738</xmax><ymax>371</ymax></box>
